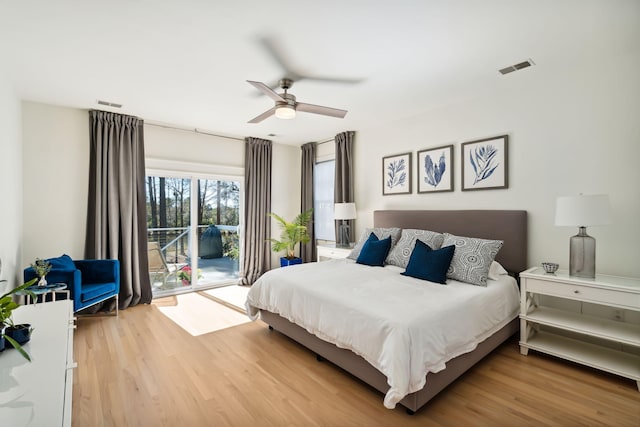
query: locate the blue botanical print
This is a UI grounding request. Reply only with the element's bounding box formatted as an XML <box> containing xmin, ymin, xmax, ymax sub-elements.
<box><xmin>424</xmin><ymin>152</ymin><xmax>446</xmax><ymax>187</ymax></box>
<box><xmin>470</xmin><ymin>145</ymin><xmax>499</xmax><ymax>184</ymax></box>
<box><xmin>386</xmin><ymin>159</ymin><xmax>407</xmax><ymax>189</ymax></box>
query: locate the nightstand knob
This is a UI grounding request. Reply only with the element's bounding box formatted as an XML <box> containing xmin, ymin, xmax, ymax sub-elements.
<box><xmin>574</xmin><ymin>290</ymin><xmax>579</xmax><ymax>294</ymax></box>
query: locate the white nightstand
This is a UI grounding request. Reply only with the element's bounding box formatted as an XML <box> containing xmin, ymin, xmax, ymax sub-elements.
<box><xmin>519</xmin><ymin>267</ymin><xmax>640</xmax><ymax>391</ymax></box>
<box><xmin>317</xmin><ymin>244</ymin><xmax>352</xmax><ymax>262</ymax></box>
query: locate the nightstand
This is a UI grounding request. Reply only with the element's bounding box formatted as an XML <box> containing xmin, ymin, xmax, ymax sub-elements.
<box><xmin>316</xmin><ymin>244</ymin><xmax>352</xmax><ymax>262</ymax></box>
<box><xmin>519</xmin><ymin>267</ymin><xmax>640</xmax><ymax>391</ymax></box>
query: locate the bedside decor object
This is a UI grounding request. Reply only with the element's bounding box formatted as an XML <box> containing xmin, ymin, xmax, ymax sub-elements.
<box><xmin>541</xmin><ymin>262</ymin><xmax>559</xmax><ymax>274</ymax></box>
<box><xmin>334</xmin><ymin>202</ymin><xmax>356</xmax><ymax>248</ymax></box>
<box><xmin>461</xmin><ymin>135</ymin><xmax>508</xmax><ymax>191</ymax></box>
<box><xmin>268</xmin><ymin>209</ymin><xmax>313</xmax><ymax>267</ymax></box>
<box><xmin>555</xmin><ymin>194</ymin><xmax>611</xmax><ymax>278</ymax></box>
<box><xmin>383</xmin><ymin>152</ymin><xmax>412</xmax><ymax>195</ymax></box>
<box><xmin>31</xmin><ymin>258</ymin><xmax>52</xmax><ymax>287</ymax></box>
<box><xmin>417</xmin><ymin>144</ymin><xmax>454</xmax><ymax>193</ymax></box>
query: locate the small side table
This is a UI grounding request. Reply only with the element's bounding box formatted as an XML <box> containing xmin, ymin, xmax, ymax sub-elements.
<box><xmin>18</xmin><ymin>283</ymin><xmax>70</xmax><ymax>304</ymax></box>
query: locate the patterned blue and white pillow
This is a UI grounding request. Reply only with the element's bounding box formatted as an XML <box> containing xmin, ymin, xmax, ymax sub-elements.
<box><xmin>442</xmin><ymin>233</ymin><xmax>504</xmax><ymax>286</ymax></box>
<box><xmin>386</xmin><ymin>229</ymin><xmax>444</xmax><ymax>269</ymax></box>
<box><xmin>347</xmin><ymin>227</ymin><xmax>402</xmax><ymax>261</ymax></box>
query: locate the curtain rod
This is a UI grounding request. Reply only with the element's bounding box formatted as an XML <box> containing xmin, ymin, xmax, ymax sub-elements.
<box><xmin>317</xmin><ymin>138</ymin><xmax>334</xmax><ymax>145</ymax></box>
<box><xmin>145</xmin><ymin>121</ymin><xmax>244</xmax><ymax>141</ymax></box>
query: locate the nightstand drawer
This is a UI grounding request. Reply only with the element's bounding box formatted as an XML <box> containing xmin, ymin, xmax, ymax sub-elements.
<box><xmin>316</xmin><ymin>245</ymin><xmax>351</xmax><ymax>261</ymax></box>
<box><xmin>526</xmin><ymin>278</ymin><xmax>639</xmax><ymax>309</ymax></box>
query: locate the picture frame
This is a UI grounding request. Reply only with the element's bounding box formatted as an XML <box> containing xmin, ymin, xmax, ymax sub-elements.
<box><xmin>382</xmin><ymin>152</ymin><xmax>412</xmax><ymax>195</ymax></box>
<box><xmin>461</xmin><ymin>135</ymin><xmax>508</xmax><ymax>191</ymax></box>
<box><xmin>417</xmin><ymin>144</ymin><xmax>454</xmax><ymax>193</ymax></box>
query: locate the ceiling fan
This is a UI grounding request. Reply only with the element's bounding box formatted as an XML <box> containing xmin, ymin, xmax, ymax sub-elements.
<box><xmin>247</xmin><ymin>78</ymin><xmax>348</xmax><ymax>123</ymax></box>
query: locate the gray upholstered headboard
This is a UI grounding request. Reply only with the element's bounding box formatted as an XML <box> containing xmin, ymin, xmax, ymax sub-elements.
<box><xmin>373</xmin><ymin>210</ymin><xmax>528</xmax><ymax>276</ymax></box>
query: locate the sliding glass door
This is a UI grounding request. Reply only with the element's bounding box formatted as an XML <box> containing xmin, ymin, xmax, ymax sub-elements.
<box><xmin>146</xmin><ymin>174</ymin><xmax>241</xmax><ymax>297</ymax></box>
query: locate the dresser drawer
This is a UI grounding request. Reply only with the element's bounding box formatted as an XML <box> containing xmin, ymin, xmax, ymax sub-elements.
<box><xmin>525</xmin><ymin>278</ymin><xmax>640</xmax><ymax>310</ymax></box>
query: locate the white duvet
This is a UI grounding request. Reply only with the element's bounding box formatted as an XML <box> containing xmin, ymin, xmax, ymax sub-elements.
<box><xmin>246</xmin><ymin>258</ymin><xmax>520</xmax><ymax>409</ymax></box>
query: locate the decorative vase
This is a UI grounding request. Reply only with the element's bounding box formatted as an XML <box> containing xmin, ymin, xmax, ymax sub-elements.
<box><xmin>38</xmin><ymin>275</ymin><xmax>47</xmax><ymax>287</ymax></box>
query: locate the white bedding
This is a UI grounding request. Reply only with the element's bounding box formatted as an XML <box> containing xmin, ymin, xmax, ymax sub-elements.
<box><xmin>246</xmin><ymin>258</ymin><xmax>520</xmax><ymax>409</ymax></box>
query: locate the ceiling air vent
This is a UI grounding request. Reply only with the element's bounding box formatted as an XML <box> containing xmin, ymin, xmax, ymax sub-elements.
<box><xmin>97</xmin><ymin>100</ymin><xmax>123</xmax><ymax>108</ymax></box>
<box><xmin>499</xmin><ymin>59</ymin><xmax>535</xmax><ymax>75</ymax></box>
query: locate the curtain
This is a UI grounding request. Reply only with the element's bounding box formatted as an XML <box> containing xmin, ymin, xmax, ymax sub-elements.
<box><xmin>334</xmin><ymin>131</ymin><xmax>355</xmax><ymax>243</ymax></box>
<box><xmin>300</xmin><ymin>142</ymin><xmax>316</xmax><ymax>262</ymax></box>
<box><xmin>86</xmin><ymin>110</ymin><xmax>152</xmax><ymax>310</ymax></box>
<box><xmin>241</xmin><ymin>137</ymin><xmax>272</xmax><ymax>285</ymax></box>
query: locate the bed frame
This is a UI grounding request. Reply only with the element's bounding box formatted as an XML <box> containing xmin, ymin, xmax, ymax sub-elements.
<box><xmin>260</xmin><ymin>209</ymin><xmax>528</xmax><ymax>413</ymax></box>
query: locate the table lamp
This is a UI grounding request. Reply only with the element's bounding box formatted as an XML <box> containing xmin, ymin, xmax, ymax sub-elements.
<box><xmin>555</xmin><ymin>194</ymin><xmax>611</xmax><ymax>278</ymax></box>
<box><xmin>334</xmin><ymin>203</ymin><xmax>356</xmax><ymax>248</ymax></box>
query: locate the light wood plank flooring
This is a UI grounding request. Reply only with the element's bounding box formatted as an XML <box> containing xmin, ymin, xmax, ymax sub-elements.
<box><xmin>73</xmin><ymin>303</ymin><xmax>640</xmax><ymax>426</ymax></box>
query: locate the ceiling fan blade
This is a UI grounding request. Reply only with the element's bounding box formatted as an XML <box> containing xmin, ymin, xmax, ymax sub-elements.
<box><xmin>248</xmin><ymin>106</ymin><xmax>277</xmax><ymax>124</ymax></box>
<box><xmin>258</xmin><ymin>36</ymin><xmax>302</xmax><ymax>81</ymax></box>
<box><xmin>297</xmin><ymin>102</ymin><xmax>348</xmax><ymax>119</ymax></box>
<box><xmin>247</xmin><ymin>80</ymin><xmax>285</xmax><ymax>102</ymax></box>
<box><xmin>302</xmin><ymin>75</ymin><xmax>364</xmax><ymax>85</ymax></box>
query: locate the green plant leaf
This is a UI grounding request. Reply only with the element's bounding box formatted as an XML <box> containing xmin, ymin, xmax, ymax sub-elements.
<box><xmin>4</xmin><ymin>335</ymin><xmax>32</xmax><ymax>362</ymax></box>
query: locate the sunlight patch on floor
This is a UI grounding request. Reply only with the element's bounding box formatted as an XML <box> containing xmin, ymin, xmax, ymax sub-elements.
<box><xmin>153</xmin><ymin>292</ymin><xmax>250</xmax><ymax>336</ymax></box>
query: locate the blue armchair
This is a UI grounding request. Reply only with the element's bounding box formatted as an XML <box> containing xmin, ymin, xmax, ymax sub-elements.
<box><xmin>24</xmin><ymin>254</ymin><xmax>120</xmax><ymax>314</ymax></box>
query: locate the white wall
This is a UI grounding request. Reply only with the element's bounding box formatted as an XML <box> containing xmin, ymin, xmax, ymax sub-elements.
<box><xmin>354</xmin><ymin>49</ymin><xmax>640</xmax><ymax>277</ymax></box>
<box><xmin>271</xmin><ymin>142</ymin><xmax>302</xmax><ymax>267</ymax></box>
<box><xmin>0</xmin><ymin>73</ymin><xmax>23</xmax><ymax>288</ymax></box>
<box><xmin>21</xmin><ymin>102</ymin><xmax>89</xmax><ymax>264</ymax></box>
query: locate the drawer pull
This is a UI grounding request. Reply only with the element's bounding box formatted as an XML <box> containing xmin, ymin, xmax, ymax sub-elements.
<box><xmin>574</xmin><ymin>290</ymin><xmax>579</xmax><ymax>294</ymax></box>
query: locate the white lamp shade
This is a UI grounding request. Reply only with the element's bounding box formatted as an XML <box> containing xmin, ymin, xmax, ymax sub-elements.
<box><xmin>334</xmin><ymin>202</ymin><xmax>356</xmax><ymax>220</ymax></box>
<box><xmin>275</xmin><ymin>105</ymin><xmax>296</xmax><ymax>119</ymax></box>
<box><xmin>555</xmin><ymin>194</ymin><xmax>611</xmax><ymax>227</ymax></box>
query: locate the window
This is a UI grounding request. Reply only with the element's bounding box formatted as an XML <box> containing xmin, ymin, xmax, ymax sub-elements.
<box><xmin>146</xmin><ymin>174</ymin><xmax>241</xmax><ymax>296</ymax></box>
<box><xmin>314</xmin><ymin>160</ymin><xmax>335</xmax><ymax>241</ymax></box>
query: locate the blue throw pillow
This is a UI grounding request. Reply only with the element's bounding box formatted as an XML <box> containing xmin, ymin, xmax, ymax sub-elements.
<box><xmin>47</xmin><ymin>254</ymin><xmax>76</xmax><ymax>271</ymax></box>
<box><xmin>356</xmin><ymin>233</ymin><xmax>392</xmax><ymax>267</ymax></box>
<box><xmin>401</xmin><ymin>240</ymin><xmax>455</xmax><ymax>284</ymax></box>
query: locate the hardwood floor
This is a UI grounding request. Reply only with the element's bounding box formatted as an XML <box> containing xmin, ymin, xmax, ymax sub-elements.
<box><xmin>73</xmin><ymin>303</ymin><xmax>640</xmax><ymax>426</ymax></box>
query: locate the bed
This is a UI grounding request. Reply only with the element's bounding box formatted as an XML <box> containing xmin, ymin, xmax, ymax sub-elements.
<box><xmin>246</xmin><ymin>209</ymin><xmax>527</xmax><ymax>413</ymax></box>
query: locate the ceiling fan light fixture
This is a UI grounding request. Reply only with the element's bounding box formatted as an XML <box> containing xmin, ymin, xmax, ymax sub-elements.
<box><xmin>275</xmin><ymin>104</ymin><xmax>296</xmax><ymax>119</ymax></box>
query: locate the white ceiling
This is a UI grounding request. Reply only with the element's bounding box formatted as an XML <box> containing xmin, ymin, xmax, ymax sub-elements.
<box><xmin>1</xmin><ymin>1</ymin><xmax>637</xmax><ymax>145</ymax></box>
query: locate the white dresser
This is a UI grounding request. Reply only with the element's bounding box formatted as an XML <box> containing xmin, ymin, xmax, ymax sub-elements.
<box><xmin>519</xmin><ymin>267</ymin><xmax>640</xmax><ymax>391</ymax></box>
<box><xmin>0</xmin><ymin>300</ymin><xmax>75</xmax><ymax>426</ymax></box>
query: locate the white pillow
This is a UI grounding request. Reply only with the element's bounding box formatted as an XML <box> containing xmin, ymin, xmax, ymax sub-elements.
<box><xmin>488</xmin><ymin>261</ymin><xmax>508</xmax><ymax>281</ymax></box>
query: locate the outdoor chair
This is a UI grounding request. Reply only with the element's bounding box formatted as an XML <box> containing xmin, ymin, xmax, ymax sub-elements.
<box><xmin>147</xmin><ymin>242</ymin><xmax>180</xmax><ymax>288</ymax></box>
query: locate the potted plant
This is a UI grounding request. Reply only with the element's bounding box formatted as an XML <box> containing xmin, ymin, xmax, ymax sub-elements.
<box><xmin>0</xmin><ymin>278</ymin><xmax>37</xmax><ymax>361</ymax></box>
<box><xmin>31</xmin><ymin>258</ymin><xmax>52</xmax><ymax>287</ymax></box>
<box><xmin>269</xmin><ymin>209</ymin><xmax>313</xmax><ymax>267</ymax></box>
<box><xmin>177</xmin><ymin>265</ymin><xmax>203</xmax><ymax>286</ymax></box>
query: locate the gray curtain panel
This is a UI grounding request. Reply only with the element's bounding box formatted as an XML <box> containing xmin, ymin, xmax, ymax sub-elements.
<box><xmin>300</xmin><ymin>142</ymin><xmax>316</xmax><ymax>262</ymax></box>
<box><xmin>241</xmin><ymin>137</ymin><xmax>272</xmax><ymax>285</ymax></box>
<box><xmin>86</xmin><ymin>110</ymin><xmax>152</xmax><ymax>310</ymax></box>
<box><xmin>334</xmin><ymin>131</ymin><xmax>355</xmax><ymax>243</ymax></box>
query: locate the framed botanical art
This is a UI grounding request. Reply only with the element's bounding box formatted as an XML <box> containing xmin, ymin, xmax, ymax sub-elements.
<box><xmin>382</xmin><ymin>152</ymin><xmax>412</xmax><ymax>195</ymax></box>
<box><xmin>461</xmin><ymin>135</ymin><xmax>508</xmax><ymax>191</ymax></box>
<box><xmin>417</xmin><ymin>144</ymin><xmax>454</xmax><ymax>193</ymax></box>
